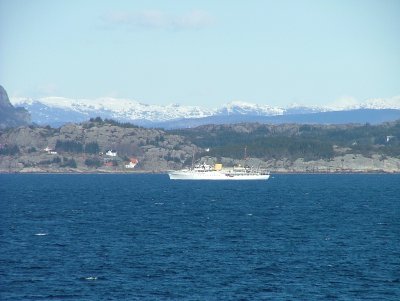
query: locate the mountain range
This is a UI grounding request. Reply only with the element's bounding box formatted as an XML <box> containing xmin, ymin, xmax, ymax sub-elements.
<box><xmin>11</xmin><ymin>95</ymin><xmax>400</xmax><ymax>129</ymax></box>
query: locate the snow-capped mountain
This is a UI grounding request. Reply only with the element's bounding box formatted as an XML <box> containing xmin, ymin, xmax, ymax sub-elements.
<box><xmin>325</xmin><ymin>96</ymin><xmax>400</xmax><ymax>111</ymax></box>
<box><xmin>11</xmin><ymin>96</ymin><xmax>214</xmax><ymax>123</ymax></box>
<box><xmin>10</xmin><ymin>95</ymin><xmax>400</xmax><ymax>128</ymax></box>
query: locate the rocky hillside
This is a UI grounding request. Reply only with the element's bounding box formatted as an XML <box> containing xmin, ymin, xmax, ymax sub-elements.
<box><xmin>173</xmin><ymin>121</ymin><xmax>400</xmax><ymax>159</ymax></box>
<box><xmin>1</xmin><ymin>119</ymin><xmax>400</xmax><ymax>173</ymax></box>
<box><xmin>0</xmin><ymin>118</ymin><xmax>198</xmax><ymax>173</ymax></box>
<box><xmin>173</xmin><ymin>121</ymin><xmax>400</xmax><ymax>173</ymax></box>
<box><xmin>0</xmin><ymin>85</ymin><xmax>31</xmax><ymax>129</ymax></box>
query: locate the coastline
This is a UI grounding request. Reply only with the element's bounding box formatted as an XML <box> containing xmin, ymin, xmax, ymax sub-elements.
<box><xmin>1</xmin><ymin>169</ymin><xmax>399</xmax><ymax>175</ymax></box>
<box><xmin>2</xmin><ymin>122</ymin><xmax>399</xmax><ymax>176</ymax></box>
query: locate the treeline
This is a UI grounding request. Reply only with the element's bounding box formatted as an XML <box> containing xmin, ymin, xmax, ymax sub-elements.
<box><xmin>298</xmin><ymin>122</ymin><xmax>400</xmax><ymax>157</ymax></box>
<box><xmin>171</xmin><ymin>121</ymin><xmax>400</xmax><ymax>161</ymax></box>
<box><xmin>55</xmin><ymin>140</ymin><xmax>100</xmax><ymax>154</ymax></box>
<box><xmin>38</xmin><ymin>157</ymin><xmax>77</xmax><ymax>168</ymax></box>
<box><xmin>0</xmin><ymin>144</ymin><xmax>19</xmax><ymax>155</ymax></box>
<box><xmin>86</xmin><ymin>117</ymin><xmax>141</xmax><ymax>129</ymax></box>
<box><xmin>205</xmin><ymin>137</ymin><xmax>335</xmax><ymax>161</ymax></box>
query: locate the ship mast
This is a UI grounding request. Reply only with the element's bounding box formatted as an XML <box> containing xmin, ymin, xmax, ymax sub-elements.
<box><xmin>191</xmin><ymin>151</ymin><xmax>195</xmax><ymax>169</ymax></box>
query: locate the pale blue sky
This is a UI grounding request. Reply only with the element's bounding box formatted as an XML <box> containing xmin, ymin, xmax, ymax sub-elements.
<box><xmin>1</xmin><ymin>0</ymin><xmax>399</xmax><ymax>107</ymax></box>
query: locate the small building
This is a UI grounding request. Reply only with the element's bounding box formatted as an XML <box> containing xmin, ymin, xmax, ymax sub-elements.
<box><xmin>125</xmin><ymin>158</ymin><xmax>139</xmax><ymax>169</ymax></box>
<box><xmin>44</xmin><ymin>146</ymin><xmax>57</xmax><ymax>154</ymax></box>
<box><xmin>386</xmin><ymin>135</ymin><xmax>395</xmax><ymax>143</ymax></box>
<box><xmin>105</xmin><ymin>150</ymin><xmax>117</xmax><ymax>157</ymax></box>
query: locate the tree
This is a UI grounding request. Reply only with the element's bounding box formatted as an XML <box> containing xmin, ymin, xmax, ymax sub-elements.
<box><xmin>85</xmin><ymin>142</ymin><xmax>100</xmax><ymax>154</ymax></box>
<box><xmin>56</xmin><ymin>140</ymin><xmax>83</xmax><ymax>153</ymax></box>
<box><xmin>85</xmin><ymin>158</ymin><xmax>102</xmax><ymax>167</ymax></box>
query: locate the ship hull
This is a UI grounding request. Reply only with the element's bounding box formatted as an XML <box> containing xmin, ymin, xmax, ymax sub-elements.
<box><xmin>168</xmin><ymin>170</ymin><xmax>270</xmax><ymax>180</ymax></box>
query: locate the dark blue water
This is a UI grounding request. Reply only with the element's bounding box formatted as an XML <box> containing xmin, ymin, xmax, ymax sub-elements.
<box><xmin>1</xmin><ymin>174</ymin><xmax>399</xmax><ymax>300</ymax></box>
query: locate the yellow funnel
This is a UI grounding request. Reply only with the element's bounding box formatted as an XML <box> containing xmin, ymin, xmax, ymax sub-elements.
<box><xmin>214</xmin><ymin>163</ymin><xmax>222</xmax><ymax>171</ymax></box>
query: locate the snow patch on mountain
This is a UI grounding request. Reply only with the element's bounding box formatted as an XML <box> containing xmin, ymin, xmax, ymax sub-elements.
<box><xmin>217</xmin><ymin>101</ymin><xmax>284</xmax><ymax>116</ymax></box>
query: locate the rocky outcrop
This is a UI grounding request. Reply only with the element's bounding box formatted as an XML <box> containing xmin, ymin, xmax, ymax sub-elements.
<box><xmin>196</xmin><ymin>154</ymin><xmax>400</xmax><ymax>173</ymax></box>
<box><xmin>0</xmin><ymin>85</ymin><xmax>31</xmax><ymax>129</ymax></box>
<box><xmin>268</xmin><ymin>154</ymin><xmax>400</xmax><ymax>173</ymax></box>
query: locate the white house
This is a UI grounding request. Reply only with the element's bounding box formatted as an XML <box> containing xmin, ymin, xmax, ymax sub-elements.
<box><xmin>106</xmin><ymin>150</ymin><xmax>117</xmax><ymax>157</ymax></box>
<box><xmin>386</xmin><ymin>135</ymin><xmax>395</xmax><ymax>143</ymax></box>
<box><xmin>44</xmin><ymin>146</ymin><xmax>57</xmax><ymax>154</ymax></box>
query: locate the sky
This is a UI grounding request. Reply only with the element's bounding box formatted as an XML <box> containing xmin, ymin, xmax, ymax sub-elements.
<box><xmin>0</xmin><ymin>0</ymin><xmax>399</xmax><ymax>108</ymax></box>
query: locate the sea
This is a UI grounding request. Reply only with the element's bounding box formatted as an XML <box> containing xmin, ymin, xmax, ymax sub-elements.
<box><xmin>0</xmin><ymin>174</ymin><xmax>399</xmax><ymax>300</ymax></box>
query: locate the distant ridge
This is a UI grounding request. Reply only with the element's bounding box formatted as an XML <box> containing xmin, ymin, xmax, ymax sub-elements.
<box><xmin>152</xmin><ymin>109</ymin><xmax>400</xmax><ymax>129</ymax></box>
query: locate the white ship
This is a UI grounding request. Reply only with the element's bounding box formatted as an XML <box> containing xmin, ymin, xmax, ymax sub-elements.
<box><xmin>168</xmin><ymin>163</ymin><xmax>270</xmax><ymax>180</ymax></box>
